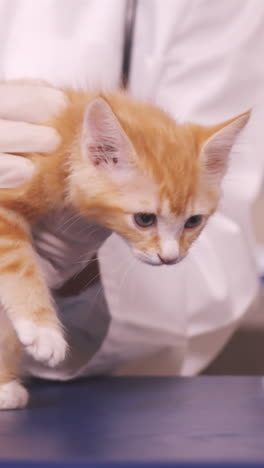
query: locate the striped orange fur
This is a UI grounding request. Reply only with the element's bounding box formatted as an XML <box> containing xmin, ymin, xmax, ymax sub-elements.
<box><xmin>0</xmin><ymin>86</ymin><xmax>249</xmax><ymax>408</ymax></box>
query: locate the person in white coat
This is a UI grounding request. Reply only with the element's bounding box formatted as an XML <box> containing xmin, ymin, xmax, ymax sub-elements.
<box><xmin>0</xmin><ymin>0</ymin><xmax>263</xmax><ymax>379</ymax></box>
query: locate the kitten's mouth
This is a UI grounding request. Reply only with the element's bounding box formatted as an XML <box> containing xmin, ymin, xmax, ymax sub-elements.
<box><xmin>135</xmin><ymin>253</ymin><xmax>184</xmax><ymax>266</ymax></box>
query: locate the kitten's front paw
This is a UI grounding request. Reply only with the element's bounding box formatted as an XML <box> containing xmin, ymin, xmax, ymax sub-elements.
<box><xmin>14</xmin><ymin>320</ymin><xmax>67</xmax><ymax>367</ymax></box>
<box><xmin>0</xmin><ymin>380</ymin><xmax>29</xmax><ymax>410</ymax></box>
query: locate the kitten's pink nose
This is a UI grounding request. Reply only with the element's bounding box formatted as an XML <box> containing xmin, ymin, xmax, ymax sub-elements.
<box><xmin>158</xmin><ymin>254</ymin><xmax>178</xmax><ymax>265</ymax></box>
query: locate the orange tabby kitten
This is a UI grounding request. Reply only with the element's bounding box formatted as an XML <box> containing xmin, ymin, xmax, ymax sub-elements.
<box><xmin>0</xmin><ymin>87</ymin><xmax>248</xmax><ymax>409</ymax></box>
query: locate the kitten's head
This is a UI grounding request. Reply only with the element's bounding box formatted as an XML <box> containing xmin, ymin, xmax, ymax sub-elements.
<box><xmin>70</xmin><ymin>93</ymin><xmax>249</xmax><ymax>266</ymax></box>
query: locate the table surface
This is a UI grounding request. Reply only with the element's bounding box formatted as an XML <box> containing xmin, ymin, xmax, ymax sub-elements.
<box><xmin>1</xmin><ymin>376</ymin><xmax>264</xmax><ymax>467</ymax></box>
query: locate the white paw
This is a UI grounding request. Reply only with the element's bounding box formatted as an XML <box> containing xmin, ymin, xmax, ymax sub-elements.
<box><xmin>14</xmin><ymin>319</ymin><xmax>67</xmax><ymax>367</ymax></box>
<box><xmin>0</xmin><ymin>381</ymin><xmax>29</xmax><ymax>410</ymax></box>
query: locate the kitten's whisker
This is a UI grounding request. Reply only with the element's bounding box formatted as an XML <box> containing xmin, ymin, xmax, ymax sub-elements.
<box><xmin>118</xmin><ymin>257</ymin><xmax>137</xmax><ymax>297</ymax></box>
<box><xmin>58</xmin><ymin>213</ymin><xmax>82</xmax><ymax>231</ymax></box>
<box><xmin>79</xmin><ymin>271</ymin><xmax>102</xmax><ymax>291</ymax></box>
<box><xmin>71</xmin><ymin>256</ymin><xmax>99</xmax><ymax>267</ymax></box>
<box><xmin>60</xmin><ymin>218</ymin><xmax>102</xmax><ymax>239</ymax></box>
<box><xmin>87</xmin><ymin>283</ymin><xmax>105</xmax><ymax>315</ymax></box>
<box><xmin>70</xmin><ymin>245</ymin><xmax>106</xmax><ymax>264</ymax></box>
<box><xmin>83</xmin><ymin>257</ymin><xmax>131</xmax><ymax>314</ymax></box>
<box><xmin>66</xmin><ymin>225</ymin><xmax>102</xmax><ymax>237</ymax></box>
<box><xmin>58</xmin><ymin>212</ymin><xmax>80</xmax><ymax>227</ymax></box>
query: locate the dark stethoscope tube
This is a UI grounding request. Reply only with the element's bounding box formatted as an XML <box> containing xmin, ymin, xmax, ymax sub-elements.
<box><xmin>121</xmin><ymin>0</ymin><xmax>137</xmax><ymax>89</ymax></box>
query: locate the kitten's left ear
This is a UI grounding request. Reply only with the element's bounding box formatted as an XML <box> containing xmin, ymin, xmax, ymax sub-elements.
<box><xmin>200</xmin><ymin>111</ymin><xmax>250</xmax><ymax>184</ymax></box>
<box><xmin>81</xmin><ymin>97</ymin><xmax>135</xmax><ymax>175</ymax></box>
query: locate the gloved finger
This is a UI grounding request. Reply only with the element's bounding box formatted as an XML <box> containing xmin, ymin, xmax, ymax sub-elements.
<box><xmin>0</xmin><ymin>120</ymin><xmax>61</xmax><ymax>153</ymax></box>
<box><xmin>0</xmin><ymin>153</ymin><xmax>35</xmax><ymax>188</ymax></box>
<box><xmin>0</xmin><ymin>84</ymin><xmax>68</xmax><ymax>123</ymax></box>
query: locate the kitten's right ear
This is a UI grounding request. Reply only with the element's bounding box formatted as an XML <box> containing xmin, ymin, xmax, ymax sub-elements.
<box><xmin>81</xmin><ymin>97</ymin><xmax>135</xmax><ymax>174</ymax></box>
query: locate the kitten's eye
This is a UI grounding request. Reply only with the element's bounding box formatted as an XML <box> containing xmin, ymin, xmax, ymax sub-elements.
<box><xmin>184</xmin><ymin>215</ymin><xmax>203</xmax><ymax>229</ymax></box>
<box><xmin>134</xmin><ymin>213</ymin><xmax>157</xmax><ymax>228</ymax></box>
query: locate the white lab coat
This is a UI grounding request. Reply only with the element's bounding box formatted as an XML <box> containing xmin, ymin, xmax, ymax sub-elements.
<box><xmin>0</xmin><ymin>0</ymin><xmax>263</xmax><ymax>378</ymax></box>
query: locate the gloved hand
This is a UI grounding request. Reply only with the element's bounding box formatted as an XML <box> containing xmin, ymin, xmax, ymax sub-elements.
<box><xmin>0</xmin><ymin>82</ymin><xmax>65</xmax><ymax>186</ymax></box>
<box><xmin>0</xmin><ymin>82</ymin><xmax>109</xmax><ymax>290</ymax></box>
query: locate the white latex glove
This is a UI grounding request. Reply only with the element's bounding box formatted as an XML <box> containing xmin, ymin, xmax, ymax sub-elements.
<box><xmin>0</xmin><ymin>82</ymin><xmax>107</xmax><ymax>289</ymax></box>
<box><xmin>0</xmin><ymin>83</ymin><xmax>65</xmax><ymax>186</ymax></box>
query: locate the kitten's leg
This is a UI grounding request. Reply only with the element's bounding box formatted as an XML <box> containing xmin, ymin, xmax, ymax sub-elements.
<box><xmin>0</xmin><ymin>305</ymin><xmax>28</xmax><ymax>409</ymax></box>
<box><xmin>0</xmin><ymin>210</ymin><xmax>67</xmax><ymax>366</ymax></box>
